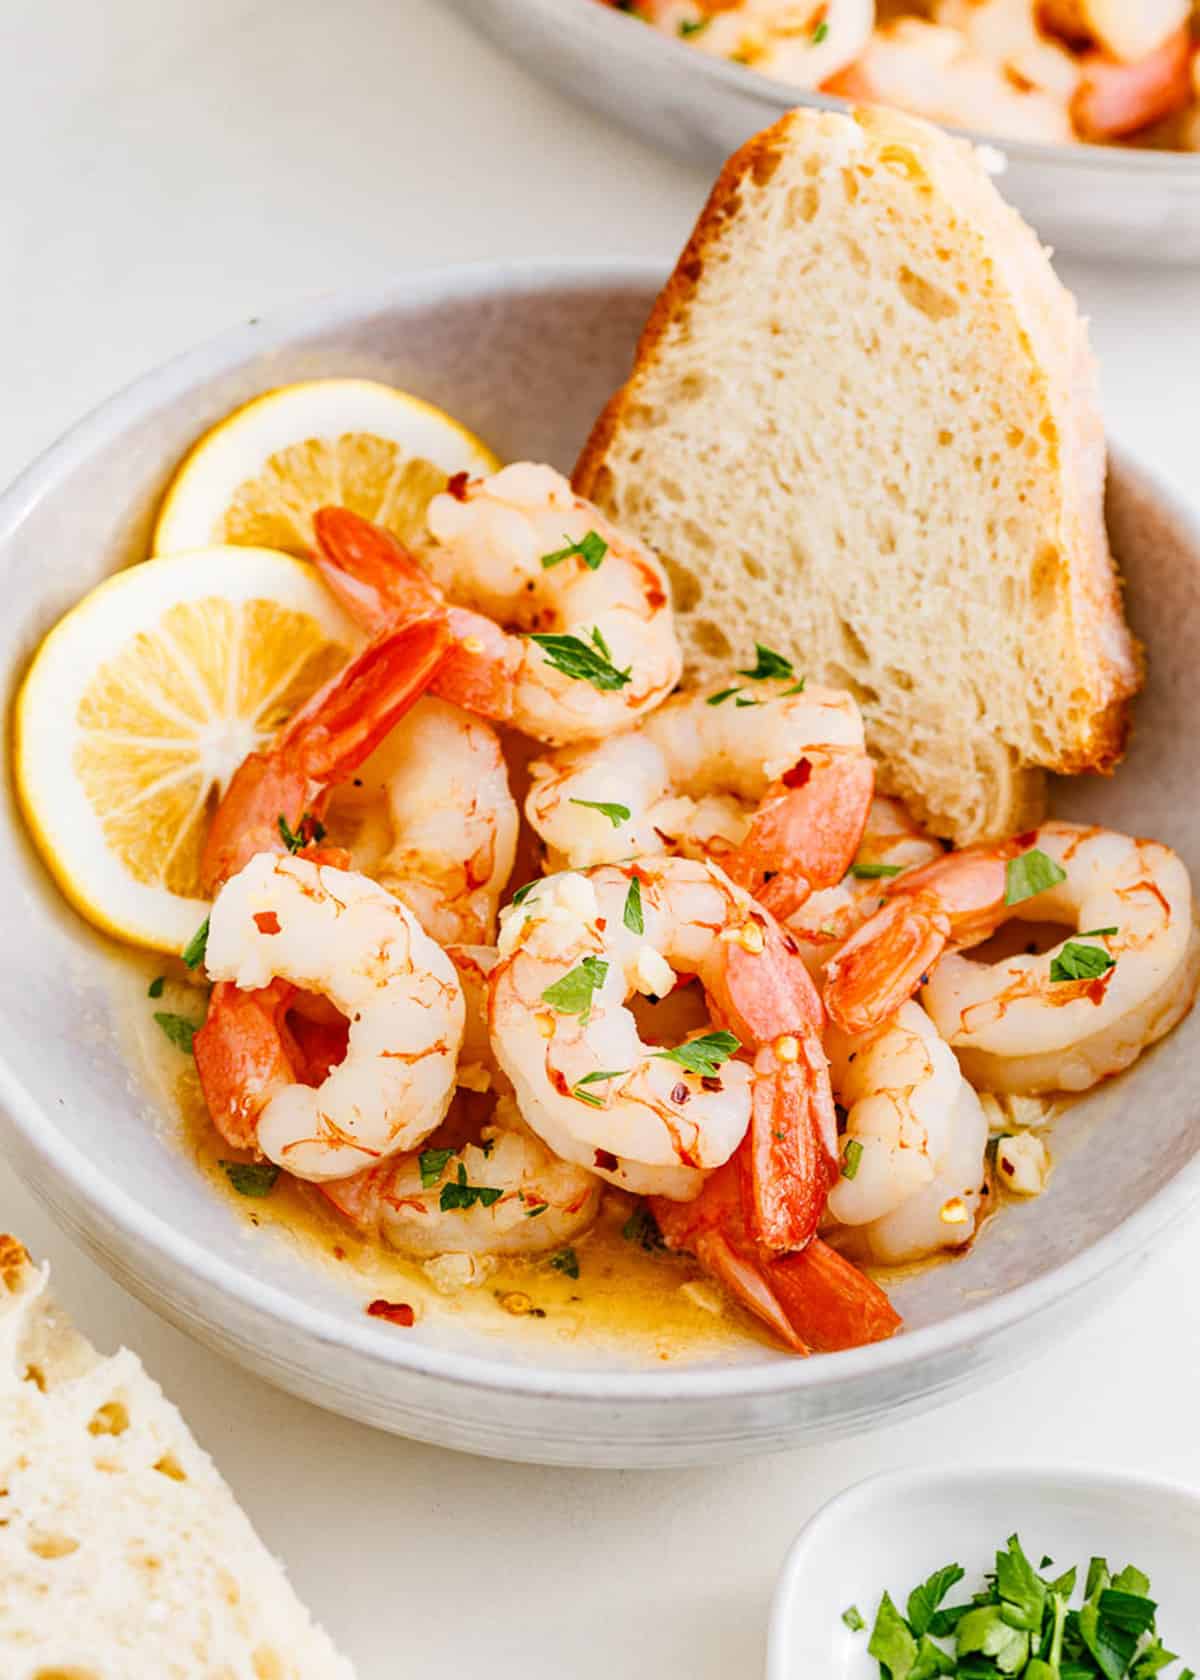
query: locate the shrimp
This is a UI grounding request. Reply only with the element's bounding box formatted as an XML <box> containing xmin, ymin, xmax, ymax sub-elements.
<box><xmin>652</xmin><ymin>1150</ymin><xmax>902</xmax><ymax>1354</ymax></box>
<box><xmin>1040</xmin><ymin>0</ymin><xmax>1189</xmax><ymax>65</ymax></box>
<box><xmin>194</xmin><ymin>853</ymin><xmax>465</xmax><ymax>1180</ymax></box>
<box><xmin>824</xmin><ymin>1000</ymin><xmax>988</xmax><ymax>1261</ymax></box>
<box><xmin>1070</xmin><ymin>25</ymin><xmax>1193</xmax><ymax>141</ymax></box>
<box><xmin>825</xmin><ymin>18</ymin><xmax>1076</xmax><ymax>142</ymax></box>
<box><xmin>785</xmin><ymin>794</ymin><xmax>944</xmax><ymax>974</ymax></box>
<box><xmin>324</xmin><ymin>696</ymin><xmax>518</xmax><ymax>946</ymax></box>
<box><xmin>200</xmin><ymin>612</ymin><xmax>450</xmax><ymax>894</ymax></box>
<box><xmin>320</xmin><ymin>1097</ymin><xmax>602</xmax><ymax>1258</ymax></box>
<box><xmin>311</xmin><ymin>468</ymin><xmax>683</xmax><ymax>745</ymax></box>
<box><xmin>624</xmin><ymin>0</ymin><xmax>873</xmax><ymax>88</ymax></box>
<box><xmin>488</xmin><ymin>857</ymin><xmax>837</xmax><ymax>1250</ymax></box>
<box><xmin>524</xmin><ymin>681</ymin><xmax>874</xmax><ymax>916</ymax></box>
<box><xmin>827</xmin><ymin>822</ymin><xmax>1200</xmax><ymax>1092</ymax></box>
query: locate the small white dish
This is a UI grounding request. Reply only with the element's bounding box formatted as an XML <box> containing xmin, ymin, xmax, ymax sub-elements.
<box><xmin>768</xmin><ymin>1466</ymin><xmax>1200</xmax><ymax>1679</ymax></box>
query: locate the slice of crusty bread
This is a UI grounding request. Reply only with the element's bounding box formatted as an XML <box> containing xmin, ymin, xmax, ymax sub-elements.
<box><xmin>0</xmin><ymin>1235</ymin><xmax>355</xmax><ymax>1680</ymax></box>
<box><xmin>574</xmin><ymin>105</ymin><xmax>1141</xmax><ymax>843</ymax></box>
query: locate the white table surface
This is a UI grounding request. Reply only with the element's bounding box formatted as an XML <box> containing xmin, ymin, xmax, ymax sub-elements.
<box><xmin>3</xmin><ymin>3</ymin><xmax>1199</xmax><ymax>1675</ymax></box>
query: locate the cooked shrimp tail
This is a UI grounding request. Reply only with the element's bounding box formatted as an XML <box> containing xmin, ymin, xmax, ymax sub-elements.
<box><xmin>652</xmin><ymin>1158</ymin><xmax>901</xmax><ymax>1354</ymax></box>
<box><xmin>200</xmin><ymin>612</ymin><xmax>450</xmax><ymax>893</ymax></box>
<box><xmin>731</xmin><ymin>748</ymin><xmax>876</xmax><ymax>917</ymax></box>
<box><xmin>312</xmin><ymin>506</ymin><xmax>520</xmax><ymax>720</ymax></box>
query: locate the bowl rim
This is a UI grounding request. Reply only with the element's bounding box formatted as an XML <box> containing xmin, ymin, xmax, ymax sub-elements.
<box><xmin>766</xmin><ymin>1463</ymin><xmax>1200</xmax><ymax>1677</ymax></box>
<box><xmin>3</xmin><ymin>257</ymin><xmax>1199</xmax><ymax>1406</ymax></box>
<box><xmin>486</xmin><ymin>0</ymin><xmax>1200</xmax><ymax>178</ymax></box>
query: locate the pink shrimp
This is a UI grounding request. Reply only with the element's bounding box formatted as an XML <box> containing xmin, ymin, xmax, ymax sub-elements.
<box><xmin>1072</xmin><ymin>26</ymin><xmax>1194</xmax><ymax>140</ymax></box>
<box><xmin>651</xmin><ymin>1152</ymin><xmax>902</xmax><ymax>1355</ymax></box>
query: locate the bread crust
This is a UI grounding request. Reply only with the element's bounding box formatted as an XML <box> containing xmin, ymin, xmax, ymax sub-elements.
<box><xmin>575</xmin><ymin>106</ymin><xmax>1141</xmax><ymax>838</ymax></box>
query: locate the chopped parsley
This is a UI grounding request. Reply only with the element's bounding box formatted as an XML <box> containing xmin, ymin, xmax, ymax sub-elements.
<box><xmin>147</xmin><ymin>975</ymin><xmax>165</xmax><ymax>999</ymax></box>
<box><xmin>707</xmin><ymin>686</ymin><xmax>742</xmax><ymax>706</ymax></box>
<box><xmin>781</xmin><ymin>678</ymin><xmax>807</xmax><ymax>696</ymax></box>
<box><xmin>530</xmin><ymin>628</ymin><xmax>631</xmax><ymax>692</ymax></box>
<box><xmin>154</xmin><ymin>1012</ymin><xmax>199</xmax><ymax>1054</ymax></box>
<box><xmin>678</xmin><ymin>13</ymin><xmax>710</xmax><ymax>35</ymax></box>
<box><xmin>1005</xmin><ymin>848</ymin><xmax>1067</xmax><ymax>906</ymax></box>
<box><xmin>850</xmin><ymin>1535</ymin><xmax>1189</xmax><ymax>1680</ymax></box>
<box><xmin>623</xmin><ymin>876</ymin><xmax>644</xmax><ymax>935</ymax></box>
<box><xmin>841</xmin><ymin>1138</ymin><xmax>864</xmax><ymax>1181</ymax></box>
<box><xmin>220</xmin><ymin>1160</ymin><xmax>280</xmax><ymax>1198</ymax></box>
<box><xmin>1050</xmin><ymin>942</ymin><xmax>1117</xmax><ymax>984</ymax></box>
<box><xmin>510</xmin><ymin>880</ymin><xmax>538</xmax><ymax>908</ymax></box>
<box><xmin>439</xmin><ymin>1162</ymin><xmax>503</xmax><ymax>1212</ymax></box>
<box><xmin>542</xmin><ymin>956</ymin><xmax>609</xmax><ymax>1024</ymax></box>
<box><xmin>811</xmin><ymin>17</ymin><xmax>829</xmax><ymax>42</ymax></box>
<box><xmin>622</xmin><ymin>1205</ymin><xmax>665</xmax><ymax>1250</ymax></box>
<box><xmin>850</xmin><ymin>861</ymin><xmax>903</xmax><ymax>880</ymax></box>
<box><xmin>569</xmin><ymin>797</ymin><xmax>630</xmax><ymax>828</ymax></box>
<box><xmin>654</xmin><ymin>1030</ymin><xmax>740</xmax><ymax>1078</ymax></box>
<box><xmin>735</xmin><ymin>696</ymin><xmax>761</xmax><ymax>708</ymax></box>
<box><xmin>418</xmin><ymin>1147</ymin><xmax>455</xmax><ymax>1189</ymax></box>
<box><xmin>277</xmin><ymin>811</ymin><xmax>325</xmax><ymax>854</ymax></box>
<box><xmin>736</xmin><ymin>642</ymin><xmax>795</xmax><ymax>681</ymax></box>
<box><xmin>572</xmin><ymin>1069</ymin><xmax>627</xmax><ymax>1108</ymax></box>
<box><xmin>181</xmin><ymin>915</ymin><xmax>209</xmax><ymax>970</ymax></box>
<box><xmin>541</xmin><ymin>530</ymin><xmax>608</xmax><ymax>571</ymax></box>
<box><xmin>549</xmin><ymin>1247</ymin><xmax>580</xmax><ymax>1279</ymax></box>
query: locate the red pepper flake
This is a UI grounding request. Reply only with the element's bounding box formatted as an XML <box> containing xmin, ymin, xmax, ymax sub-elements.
<box><xmin>446</xmin><ymin>470</ymin><xmax>470</xmax><ymax>501</ymax></box>
<box><xmin>253</xmin><ymin>910</ymin><xmax>281</xmax><ymax>935</ymax></box>
<box><xmin>1014</xmin><ymin>829</ymin><xmax>1038</xmax><ymax>848</ymax></box>
<box><xmin>701</xmin><ymin>1075</ymin><xmax>723</xmax><ymax>1093</ymax></box>
<box><xmin>594</xmin><ymin>1148</ymin><xmax>619</xmax><ymax>1171</ymax></box>
<box><xmin>783</xmin><ymin>757</ymin><xmax>812</xmax><ymax>790</ymax></box>
<box><xmin>367</xmin><ymin>1298</ymin><xmax>415</xmax><ymax>1327</ymax></box>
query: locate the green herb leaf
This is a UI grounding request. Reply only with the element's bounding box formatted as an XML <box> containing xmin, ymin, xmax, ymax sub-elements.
<box><xmin>1098</xmin><ymin>1589</ymin><xmax>1157</xmax><ymax>1638</ymax></box>
<box><xmin>219</xmin><ymin>1159</ymin><xmax>280</xmax><ymax>1197</ymax></box>
<box><xmin>842</xmin><ymin>1138</ymin><xmax>864</xmax><ymax>1181</ymax></box>
<box><xmin>1079</xmin><ymin>927</ymin><xmax>1119</xmax><ymax>939</ymax></box>
<box><xmin>842</xmin><ymin>1605</ymin><xmax>866</xmax><ymax>1632</ymax></box>
<box><xmin>569</xmin><ymin>797</ymin><xmax>631</xmax><ymax>828</ymax></box>
<box><xmin>623</xmin><ymin>876</ymin><xmax>644</xmax><ymax>935</ymax></box>
<box><xmin>572</xmin><ymin>1069</ymin><xmax>627</xmax><ymax>1108</ymax></box>
<box><xmin>736</xmin><ymin>642</ymin><xmax>795</xmax><ymax>681</ymax></box>
<box><xmin>541</xmin><ymin>530</ymin><xmax>608</xmax><ymax>570</ymax></box>
<box><xmin>654</xmin><ymin>1030</ymin><xmax>740</xmax><ymax>1078</ymax></box>
<box><xmin>221</xmin><ymin>1160</ymin><xmax>279</xmax><ymax>1198</ymax></box>
<box><xmin>524</xmin><ymin>1200</ymin><xmax>548</xmax><ymax>1217</ymax></box>
<box><xmin>957</xmin><ymin>1604</ymin><xmax>1030</xmax><ymax>1674</ymax></box>
<box><xmin>850</xmin><ymin>861</ymin><xmax>903</xmax><ymax>880</ymax></box>
<box><xmin>996</xmin><ymin>1533</ymin><xmax>1046</xmax><ymax>1632</ymax></box>
<box><xmin>549</xmin><ymin>1247</ymin><xmax>580</xmax><ymax>1279</ymax></box>
<box><xmin>147</xmin><ymin>975</ymin><xmax>165</xmax><ymax>999</ymax></box>
<box><xmin>1005</xmin><ymin>848</ymin><xmax>1067</xmax><ymax>906</ymax></box>
<box><xmin>908</xmin><ymin>1564</ymin><xmax>967</xmax><ymax>1638</ymax></box>
<box><xmin>1050</xmin><ymin>942</ymin><xmax>1117</xmax><ymax>984</ymax></box>
<box><xmin>542</xmin><ymin>956</ymin><xmax>609</xmax><ymax>1024</ymax></box>
<box><xmin>622</xmin><ymin>1205</ymin><xmax>664</xmax><ymax>1250</ymax></box>
<box><xmin>678</xmin><ymin>13</ymin><xmax>710</xmax><ymax>34</ymax></box>
<box><xmin>439</xmin><ymin>1162</ymin><xmax>503</xmax><ymax>1212</ymax></box>
<box><xmin>154</xmin><ymin>1012</ymin><xmax>199</xmax><ymax>1054</ymax></box>
<box><xmin>419</xmin><ymin>1147</ymin><xmax>455</xmax><ymax>1189</ymax></box>
<box><xmin>510</xmin><ymin>880</ymin><xmax>538</xmax><ymax>908</ymax></box>
<box><xmin>707</xmin><ymin>686</ymin><xmax>742</xmax><ymax>706</ymax></box>
<box><xmin>910</xmin><ymin>1637</ymin><xmax>956</xmax><ymax>1680</ymax></box>
<box><xmin>811</xmin><ymin>17</ymin><xmax>829</xmax><ymax>41</ymax></box>
<box><xmin>869</xmin><ymin>1592</ymin><xmax>919</xmax><ymax>1680</ymax></box>
<box><xmin>530</xmin><ymin>631</ymin><xmax>631</xmax><ymax>692</ymax></box>
<box><xmin>781</xmin><ymin>677</ymin><xmax>807</xmax><ymax>696</ymax></box>
<box><xmin>734</xmin><ymin>696</ymin><xmax>761</xmax><ymax>708</ymax></box>
<box><xmin>182</xmin><ymin>915</ymin><xmax>209</xmax><ymax>969</ymax></box>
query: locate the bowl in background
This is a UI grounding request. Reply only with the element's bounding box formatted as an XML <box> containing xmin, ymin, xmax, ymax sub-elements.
<box><xmin>1</xmin><ymin>264</ymin><xmax>1199</xmax><ymax>1466</ymax></box>
<box><xmin>446</xmin><ymin>0</ymin><xmax>1200</xmax><ymax>265</ymax></box>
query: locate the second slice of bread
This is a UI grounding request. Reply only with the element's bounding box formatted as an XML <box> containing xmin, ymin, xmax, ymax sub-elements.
<box><xmin>575</xmin><ymin>105</ymin><xmax>1140</xmax><ymax>843</ymax></box>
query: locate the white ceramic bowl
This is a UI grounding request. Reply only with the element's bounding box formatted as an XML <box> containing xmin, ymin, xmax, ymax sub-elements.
<box><xmin>768</xmin><ymin>1465</ymin><xmax>1200</xmax><ymax>1677</ymax></box>
<box><xmin>446</xmin><ymin>0</ymin><xmax>1200</xmax><ymax>264</ymax></box>
<box><xmin>1</xmin><ymin>264</ymin><xmax>1199</xmax><ymax>1468</ymax></box>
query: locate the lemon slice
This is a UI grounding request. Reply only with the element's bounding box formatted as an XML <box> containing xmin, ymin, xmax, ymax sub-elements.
<box><xmin>152</xmin><ymin>378</ymin><xmax>499</xmax><ymax>558</ymax></box>
<box><xmin>15</xmin><ymin>548</ymin><xmax>363</xmax><ymax>952</ymax></box>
